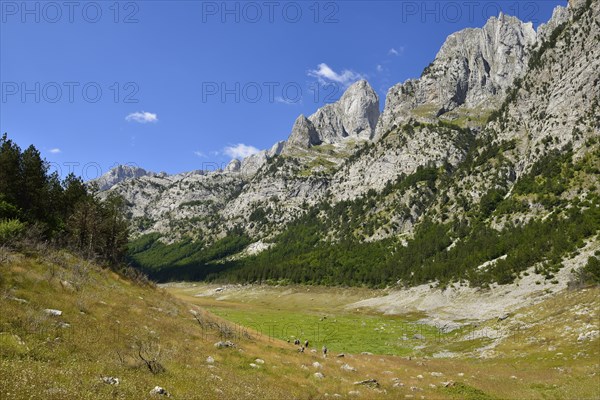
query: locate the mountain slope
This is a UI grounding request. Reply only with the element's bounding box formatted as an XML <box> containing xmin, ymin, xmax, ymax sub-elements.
<box><xmin>114</xmin><ymin>0</ymin><xmax>599</xmax><ymax>287</ymax></box>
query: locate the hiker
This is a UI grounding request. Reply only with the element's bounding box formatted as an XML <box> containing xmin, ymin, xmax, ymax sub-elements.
<box><xmin>304</xmin><ymin>340</ymin><xmax>309</xmax><ymax>348</ymax></box>
<box><xmin>322</xmin><ymin>345</ymin><xmax>328</xmax><ymax>357</ymax></box>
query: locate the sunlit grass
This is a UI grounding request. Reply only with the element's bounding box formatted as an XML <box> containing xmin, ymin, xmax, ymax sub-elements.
<box><xmin>1</xmin><ymin>250</ymin><xmax>599</xmax><ymax>399</ymax></box>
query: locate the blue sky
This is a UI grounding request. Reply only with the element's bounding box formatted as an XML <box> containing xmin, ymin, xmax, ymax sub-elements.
<box><xmin>1</xmin><ymin>0</ymin><xmax>565</xmax><ymax>179</ymax></box>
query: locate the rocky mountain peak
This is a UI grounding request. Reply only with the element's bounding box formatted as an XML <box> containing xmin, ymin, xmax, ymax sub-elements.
<box><xmin>376</xmin><ymin>11</ymin><xmax>538</xmax><ymax>137</ymax></box>
<box><xmin>334</xmin><ymin>79</ymin><xmax>380</xmax><ymax>139</ymax></box>
<box><xmin>284</xmin><ymin>80</ymin><xmax>380</xmax><ymax>153</ymax></box>
<box><xmin>421</xmin><ymin>11</ymin><xmax>536</xmax><ymax>111</ymax></box>
<box><xmin>92</xmin><ymin>165</ymin><xmax>153</xmax><ymax>191</ymax></box>
<box><xmin>284</xmin><ymin>114</ymin><xmax>321</xmax><ymax>152</ymax></box>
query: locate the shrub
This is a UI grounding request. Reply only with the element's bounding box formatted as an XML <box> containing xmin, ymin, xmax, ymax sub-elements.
<box><xmin>575</xmin><ymin>256</ymin><xmax>600</xmax><ymax>285</ymax></box>
<box><xmin>0</xmin><ymin>219</ymin><xmax>25</xmax><ymax>245</ymax></box>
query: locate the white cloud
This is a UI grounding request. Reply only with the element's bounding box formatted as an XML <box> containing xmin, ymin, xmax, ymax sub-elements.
<box><xmin>388</xmin><ymin>47</ymin><xmax>405</xmax><ymax>56</ymax></box>
<box><xmin>125</xmin><ymin>111</ymin><xmax>158</xmax><ymax>124</ymax></box>
<box><xmin>223</xmin><ymin>143</ymin><xmax>260</xmax><ymax>160</ymax></box>
<box><xmin>49</xmin><ymin>148</ymin><xmax>61</xmax><ymax>154</ymax></box>
<box><xmin>307</xmin><ymin>63</ymin><xmax>364</xmax><ymax>87</ymax></box>
<box><xmin>194</xmin><ymin>150</ymin><xmax>207</xmax><ymax>158</ymax></box>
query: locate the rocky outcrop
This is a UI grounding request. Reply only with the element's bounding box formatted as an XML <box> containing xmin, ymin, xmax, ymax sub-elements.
<box><xmin>284</xmin><ymin>115</ymin><xmax>321</xmax><ymax>151</ymax></box>
<box><xmin>92</xmin><ymin>165</ymin><xmax>153</xmax><ymax>191</ymax></box>
<box><xmin>537</xmin><ymin>5</ymin><xmax>570</xmax><ymax>42</ymax></box>
<box><xmin>225</xmin><ymin>159</ymin><xmax>241</xmax><ymax>172</ymax></box>
<box><xmin>284</xmin><ymin>80</ymin><xmax>380</xmax><ymax>152</ymax></box>
<box><xmin>309</xmin><ymin>80</ymin><xmax>380</xmax><ymax>142</ymax></box>
<box><xmin>376</xmin><ymin>12</ymin><xmax>537</xmax><ymax>137</ymax></box>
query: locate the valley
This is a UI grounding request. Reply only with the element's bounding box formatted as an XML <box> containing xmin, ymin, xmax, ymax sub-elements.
<box><xmin>1</xmin><ymin>0</ymin><xmax>599</xmax><ymax>398</ymax></box>
<box><xmin>1</xmin><ymin>249</ymin><xmax>597</xmax><ymax>399</ymax></box>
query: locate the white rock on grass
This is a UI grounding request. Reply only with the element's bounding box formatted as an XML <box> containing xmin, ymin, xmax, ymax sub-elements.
<box><xmin>149</xmin><ymin>386</ymin><xmax>170</xmax><ymax>397</ymax></box>
<box><xmin>341</xmin><ymin>364</ymin><xmax>357</xmax><ymax>372</ymax></box>
<box><xmin>577</xmin><ymin>330</ymin><xmax>599</xmax><ymax>341</ymax></box>
<box><xmin>100</xmin><ymin>377</ymin><xmax>120</xmax><ymax>386</ymax></box>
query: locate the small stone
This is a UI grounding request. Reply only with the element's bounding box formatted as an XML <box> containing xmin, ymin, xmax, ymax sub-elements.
<box><xmin>354</xmin><ymin>379</ymin><xmax>379</xmax><ymax>387</ymax></box>
<box><xmin>314</xmin><ymin>372</ymin><xmax>325</xmax><ymax>379</ymax></box>
<box><xmin>206</xmin><ymin>356</ymin><xmax>215</xmax><ymax>364</ymax></box>
<box><xmin>214</xmin><ymin>341</ymin><xmax>235</xmax><ymax>349</ymax></box>
<box><xmin>100</xmin><ymin>377</ymin><xmax>120</xmax><ymax>386</ymax></box>
<box><xmin>44</xmin><ymin>309</ymin><xmax>62</xmax><ymax>316</ymax></box>
<box><xmin>341</xmin><ymin>364</ymin><xmax>357</xmax><ymax>372</ymax></box>
<box><xmin>312</xmin><ymin>362</ymin><xmax>323</xmax><ymax>369</ymax></box>
<box><xmin>149</xmin><ymin>386</ymin><xmax>170</xmax><ymax>397</ymax></box>
<box><xmin>254</xmin><ymin>358</ymin><xmax>265</xmax><ymax>365</ymax></box>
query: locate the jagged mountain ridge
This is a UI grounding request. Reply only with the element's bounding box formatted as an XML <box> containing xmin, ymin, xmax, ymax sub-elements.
<box><xmin>92</xmin><ymin>165</ymin><xmax>154</xmax><ymax>191</ymax></box>
<box><xmin>106</xmin><ymin>9</ymin><xmax>542</xmax><ymax>236</ymax></box>
<box><xmin>111</xmin><ymin>0</ymin><xmax>599</xmax><ymax>286</ymax></box>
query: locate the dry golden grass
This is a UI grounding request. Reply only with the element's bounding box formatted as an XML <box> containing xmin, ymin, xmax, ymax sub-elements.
<box><xmin>1</xmin><ymin>250</ymin><xmax>599</xmax><ymax>399</ymax></box>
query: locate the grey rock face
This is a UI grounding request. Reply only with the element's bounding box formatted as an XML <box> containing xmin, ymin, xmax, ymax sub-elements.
<box><xmin>268</xmin><ymin>141</ymin><xmax>286</xmax><ymax>157</ymax></box>
<box><xmin>240</xmin><ymin>150</ymin><xmax>269</xmax><ymax>177</ymax></box>
<box><xmin>285</xmin><ymin>80</ymin><xmax>380</xmax><ymax>152</ymax></box>
<box><xmin>376</xmin><ymin>12</ymin><xmax>537</xmax><ymax>137</ymax></box>
<box><xmin>92</xmin><ymin>165</ymin><xmax>153</xmax><ymax>191</ymax></box>
<box><xmin>430</xmin><ymin>13</ymin><xmax>536</xmax><ymax>110</ymax></box>
<box><xmin>309</xmin><ymin>80</ymin><xmax>380</xmax><ymax>143</ymax></box>
<box><xmin>285</xmin><ymin>115</ymin><xmax>321</xmax><ymax>150</ymax></box>
<box><xmin>537</xmin><ymin>5</ymin><xmax>570</xmax><ymax>42</ymax></box>
<box><xmin>225</xmin><ymin>159</ymin><xmax>241</xmax><ymax>172</ymax></box>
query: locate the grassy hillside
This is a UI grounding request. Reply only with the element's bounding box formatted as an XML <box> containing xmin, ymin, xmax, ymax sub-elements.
<box><xmin>2</xmin><ymin>247</ymin><xmax>598</xmax><ymax>399</ymax></box>
<box><xmin>0</xmin><ymin>249</ymin><xmax>332</xmax><ymax>399</ymax></box>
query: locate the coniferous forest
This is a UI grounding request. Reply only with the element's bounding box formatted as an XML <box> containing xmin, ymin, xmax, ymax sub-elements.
<box><xmin>0</xmin><ymin>133</ymin><xmax>129</xmax><ymax>265</ymax></box>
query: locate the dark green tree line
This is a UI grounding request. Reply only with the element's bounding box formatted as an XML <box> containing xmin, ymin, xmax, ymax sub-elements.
<box><xmin>0</xmin><ymin>133</ymin><xmax>129</xmax><ymax>264</ymax></box>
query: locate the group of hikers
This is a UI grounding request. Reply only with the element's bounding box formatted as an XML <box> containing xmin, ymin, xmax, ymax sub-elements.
<box><xmin>291</xmin><ymin>338</ymin><xmax>328</xmax><ymax>357</ymax></box>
